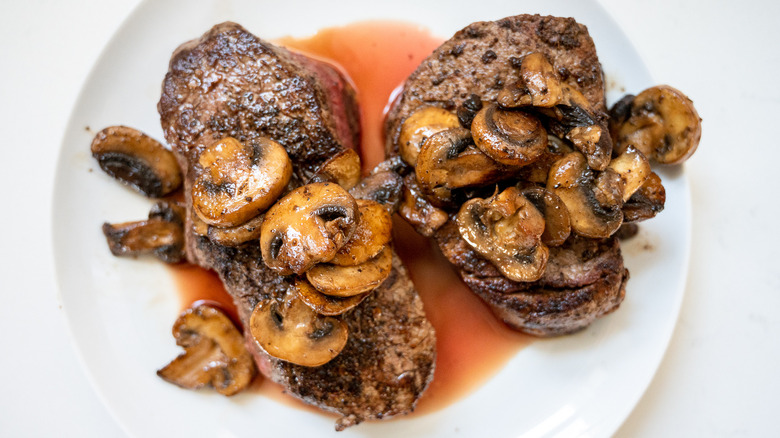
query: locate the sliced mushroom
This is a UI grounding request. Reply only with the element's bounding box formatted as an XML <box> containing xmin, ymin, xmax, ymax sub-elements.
<box><xmin>398</xmin><ymin>174</ymin><xmax>449</xmax><ymax>237</ymax></box>
<box><xmin>249</xmin><ymin>287</ymin><xmax>348</xmax><ymax>367</ymax></box>
<box><xmin>623</xmin><ymin>171</ymin><xmax>666</xmax><ymax>222</ymax></box>
<box><xmin>207</xmin><ymin>213</ymin><xmax>264</xmax><ymax>246</ymax></box>
<box><xmin>416</xmin><ymin>127</ymin><xmax>511</xmax><ymax>205</ymax></box>
<box><xmin>497</xmin><ymin>52</ymin><xmax>563</xmax><ymax>108</ymax></box>
<box><xmin>456</xmin><ymin>187</ymin><xmax>549</xmax><ymax>282</ymax></box>
<box><xmin>613</xmin><ymin>85</ymin><xmax>702</xmax><ymax>164</ymax></box>
<box><xmin>157</xmin><ymin>303</ymin><xmax>256</xmax><ymax>396</ymax></box>
<box><xmin>190</xmin><ymin>208</ymin><xmax>209</xmax><ymax>237</ymax></box>
<box><xmin>91</xmin><ymin>126</ymin><xmax>182</xmax><ymax>198</ymax></box>
<box><xmin>260</xmin><ymin>182</ymin><xmax>358</xmax><ymax>275</ymax></box>
<box><xmin>607</xmin><ymin>145</ymin><xmax>652</xmax><ymax>202</ymax></box>
<box><xmin>294</xmin><ymin>278</ymin><xmax>370</xmax><ymax>316</ymax></box>
<box><xmin>519</xmin><ymin>186</ymin><xmax>571</xmax><ymax>246</ymax></box>
<box><xmin>102</xmin><ymin>201</ymin><xmax>185</xmax><ymax>263</ymax></box>
<box><xmin>309</xmin><ymin>148</ymin><xmax>362</xmax><ymax>190</ymax></box>
<box><xmin>547</xmin><ymin>151</ymin><xmax>623</xmax><ymax>238</ymax></box>
<box><xmin>192</xmin><ymin>137</ymin><xmax>292</xmax><ymax>227</ymax></box>
<box><xmin>471</xmin><ymin>103</ymin><xmax>548</xmax><ymax>167</ymax></box>
<box><xmin>306</xmin><ymin>247</ymin><xmax>393</xmax><ymax>297</ymax></box>
<box><xmin>330</xmin><ymin>199</ymin><xmax>392</xmax><ymax>266</ymax></box>
<box><xmin>348</xmin><ymin>168</ymin><xmax>403</xmax><ymax>214</ymax></box>
<box><xmin>456</xmin><ymin>94</ymin><xmax>484</xmax><ymax>129</ymax></box>
<box><xmin>398</xmin><ymin>106</ymin><xmax>460</xmax><ymax>166</ymax></box>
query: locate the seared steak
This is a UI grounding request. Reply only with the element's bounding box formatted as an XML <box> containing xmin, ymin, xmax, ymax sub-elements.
<box><xmin>384</xmin><ymin>15</ymin><xmax>628</xmax><ymax>336</ymax></box>
<box><xmin>159</xmin><ymin>22</ymin><xmax>435</xmax><ymax>430</ymax></box>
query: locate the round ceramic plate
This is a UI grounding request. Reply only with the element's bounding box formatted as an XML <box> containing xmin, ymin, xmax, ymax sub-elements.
<box><xmin>53</xmin><ymin>0</ymin><xmax>690</xmax><ymax>436</ymax></box>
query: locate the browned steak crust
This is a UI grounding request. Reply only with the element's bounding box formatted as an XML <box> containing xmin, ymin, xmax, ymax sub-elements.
<box><xmin>384</xmin><ymin>15</ymin><xmax>626</xmax><ymax>336</ymax></box>
<box><xmin>159</xmin><ymin>22</ymin><xmax>435</xmax><ymax>429</ymax></box>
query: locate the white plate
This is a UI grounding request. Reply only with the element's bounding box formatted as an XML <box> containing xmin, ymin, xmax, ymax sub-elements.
<box><xmin>53</xmin><ymin>0</ymin><xmax>690</xmax><ymax>437</ymax></box>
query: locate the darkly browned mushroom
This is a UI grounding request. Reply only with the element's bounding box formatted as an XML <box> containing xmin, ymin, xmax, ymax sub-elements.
<box><xmin>612</xmin><ymin>85</ymin><xmax>702</xmax><ymax>164</ymax></box>
<box><xmin>309</xmin><ymin>148</ymin><xmax>362</xmax><ymax>190</ymax></box>
<box><xmin>497</xmin><ymin>53</ymin><xmax>612</xmax><ymax>170</ymax></box>
<box><xmin>348</xmin><ymin>167</ymin><xmax>404</xmax><ymax>214</ymax></box>
<box><xmin>456</xmin><ymin>187</ymin><xmax>549</xmax><ymax>282</ymax></box>
<box><xmin>415</xmin><ymin>127</ymin><xmax>512</xmax><ymax>205</ymax></box>
<box><xmin>398</xmin><ymin>174</ymin><xmax>449</xmax><ymax>237</ymax></box>
<box><xmin>330</xmin><ymin>199</ymin><xmax>392</xmax><ymax>266</ymax></box>
<box><xmin>260</xmin><ymin>182</ymin><xmax>358</xmax><ymax>275</ymax></box>
<box><xmin>547</xmin><ymin>151</ymin><xmax>623</xmax><ymax>238</ymax></box>
<box><xmin>207</xmin><ymin>213</ymin><xmax>264</xmax><ymax>247</ymax></box>
<box><xmin>307</xmin><ymin>247</ymin><xmax>393</xmax><ymax>297</ymax></box>
<box><xmin>102</xmin><ymin>201</ymin><xmax>185</xmax><ymax>263</ymax></box>
<box><xmin>398</xmin><ymin>106</ymin><xmax>461</xmax><ymax>166</ymax></box>
<box><xmin>192</xmin><ymin>137</ymin><xmax>292</xmax><ymax>227</ymax></box>
<box><xmin>157</xmin><ymin>303</ymin><xmax>256</xmax><ymax>396</ymax></box>
<box><xmin>91</xmin><ymin>126</ymin><xmax>182</xmax><ymax>198</ymax></box>
<box><xmin>519</xmin><ymin>185</ymin><xmax>571</xmax><ymax>247</ymax></box>
<box><xmin>470</xmin><ymin>103</ymin><xmax>548</xmax><ymax>167</ymax></box>
<box><xmin>623</xmin><ymin>171</ymin><xmax>666</xmax><ymax>222</ymax></box>
<box><xmin>294</xmin><ymin>277</ymin><xmax>370</xmax><ymax>316</ymax></box>
<box><xmin>249</xmin><ymin>287</ymin><xmax>348</xmax><ymax>367</ymax></box>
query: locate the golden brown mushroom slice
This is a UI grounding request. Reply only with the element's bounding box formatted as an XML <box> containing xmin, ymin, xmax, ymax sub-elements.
<box><xmin>192</xmin><ymin>137</ymin><xmax>292</xmax><ymax>227</ymax></box>
<box><xmin>623</xmin><ymin>171</ymin><xmax>666</xmax><ymax>222</ymax></box>
<box><xmin>497</xmin><ymin>52</ymin><xmax>563</xmax><ymax>108</ymax></box>
<box><xmin>91</xmin><ymin>126</ymin><xmax>182</xmax><ymax>198</ymax></box>
<box><xmin>309</xmin><ymin>148</ymin><xmax>362</xmax><ymax>190</ymax></box>
<box><xmin>158</xmin><ymin>303</ymin><xmax>256</xmax><ymax>396</ymax></box>
<box><xmin>456</xmin><ymin>187</ymin><xmax>549</xmax><ymax>282</ymax></box>
<box><xmin>398</xmin><ymin>106</ymin><xmax>461</xmax><ymax>166</ymax></box>
<box><xmin>398</xmin><ymin>174</ymin><xmax>449</xmax><ymax>237</ymax></box>
<box><xmin>471</xmin><ymin>103</ymin><xmax>548</xmax><ymax>167</ymax></box>
<box><xmin>416</xmin><ymin>127</ymin><xmax>512</xmax><ymax>205</ymax></box>
<box><xmin>519</xmin><ymin>186</ymin><xmax>571</xmax><ymax>247</ymax></box>
<box><xmin>330</xmin><ymin>199</ymin><xmax>393</xmax><ymax>266</ymax></box>
<box><xmin>306</xmin><ymin>247</ymin><xmax>393</xmax><ymax>297</ymax></box>
<box><xmin>250</xmin><ymin>287</ymin><xmax>348</xmax><ymax>367</ymax></box>
<box><xmin>102</xmin><ymin>201</ymin><xmax>185</xmax><ymax>263</ymax></box>
<box><xmin>612</xmin><ymin>85</ymin><xmax>702</xmax><ymax>164</ymax></box>
<box><xmin>207</xmin><ymin>213</ymin><xmax>264</xmax><ymax>247</ymax></box>
<box><xmin>260</xmin><ymin>182</ymin><xmax>358</xmax><ymax>275</ymax></box>
<box><xmin>294</xmin><ymin>278</ymin><xmax>370</xmax><ymax>316</ymax></box>
<box><xmin>547</xmin><ymin>152</ymin><xmax>623</xmax><ymax>239</ymax></box>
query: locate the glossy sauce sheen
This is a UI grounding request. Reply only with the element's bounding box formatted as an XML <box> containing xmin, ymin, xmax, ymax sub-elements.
<box><xmin>170</xmin><ymin>21</ymin><xmax>531</xmax><ymax>416</ymax></box>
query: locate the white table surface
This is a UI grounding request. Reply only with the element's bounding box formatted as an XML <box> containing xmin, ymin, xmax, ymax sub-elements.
<box><xmin>2</xmin><ymin>0</ymin><xmax>778</xmax><ymax>436</ymax></box>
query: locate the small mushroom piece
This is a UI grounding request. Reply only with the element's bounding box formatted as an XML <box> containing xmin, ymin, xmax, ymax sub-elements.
<box><xmin>398</xmin><ymin>174</ymin><xmax>449</xmax><ymax>237</ymax></box>
<box><xmin>456</xmin><ymin>187</ymin><xmax>549</xmax><ymax>282</ymax></box>
<box><xmin>250</xmin><ymin>288</ymin><xmax>348</xmax><ymax>367</ymax></box>
<box><xmin>102</xmin><ymin>201</ymin><xmax>185</xmax><ymax>263</ymax></box>
<box><xmin>260</xmin><ymin>182</ymin><xmax>358</xmax><ymax>275</ymax></box>
<box><xmin>471</xmin><ymin>103</ymin><xmax>548</xmax><ymax>167</ymax></box>
<box><xmin>416</xmin><ymin>127</ymin><xmax>511</xmax><ymax>204</ymax></box>
<box><xmin>309</xmin><ymin>148</ymin><xmax>362</xmax><ymax>190</ymax></box>
<box><xmin>330</xmin><ymin>199</ymin><xmax>392</xmax><ymax>266</ymax></box>
<box><xmin>294</xmin><ymin>278</ymin><xmax>370</xmax><ymax>316</ymax></box>
<box><xmin>192</xmin><ymin>137</ymin><xmax>292</xmax><ymax>227</ymax></box>
<box><xmin>613</xmin><ymin>85</ymin><xmax>702</xmax><ymax>164</ymax></box>
<box><xmin>456</xmin><ymin>94</ymin><xmax>484</xmax><ymax>129</ymax></box>
<box><xmin>623</xmin><ymin>171</ymin><xmax>666</xmax><ymax>222</ymax></box>
<box><xmin>306</xmin><ymin>247</ymin><xmax>393</xmax><ymax>297</ymax></box>
<box><xmin>207</xmin><ymin>213</ymin><xmax>264</xmax><ymax>247</ymax></box>
<box><xmin>157</xmin><ymin>303</ymin><xmax>256</xmax><ymax>396</ymax></box>
<box><xmin>349</xmin><ymin>168</ymin><xmax>403</xmax><ymax>214</ymax></box>
<box><xmin>398</xmin><ymin>106</ymin><xmax>461</xmax><ymax>166</ymax></box>
<box><xmin>519</xmin><ymin>186</ymin><xmax>571</xmax><ymax>247</ymax></box>
<box><xmin>497</xmin><ymin>52</ymin><xmax>563</xmax><ymax>108</ymax></box>
<box><xmin>607</xmin><ymin>145</ymin><xmax>652</xmax><ymax>202</ymax></box>
<box><xmin>91</xmin><ymin>126</ymin><xmax>182</xmax><ymax>198</ymax></box>
<box><xmin>547</xmin><ymin>152</ymin><xmax>623</xmax><ymax>238</ymax></box>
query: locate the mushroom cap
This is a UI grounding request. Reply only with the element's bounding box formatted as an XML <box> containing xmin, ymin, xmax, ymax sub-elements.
<box><xmin>614</xmin><ymin>85</ymin><xmax>701</xmax><ymax>164</ymax></box>
<box><xmin>102</xmin><ymin>201</ymin><xmax>185</xmax><ymax>263</ymax></box>
<box><xmin>547</xmin><ymin>151</ymin><xmax>623</xmax><ymax>239</ymax></box>
<box><xmin>157</xmin><ymin>303</ymin><xmax>256</xmax><ymax>396</ymax></box>
<box><xmin>456</xmin><ymin>187</ymin><xmax>549</xmax><ymax>282</ymax></box>
<box><xmin>260</xmin><ymin>182</ymin><xmax>359</xmax><ymax>275</ymax></box>
<box><xmin>206</xmin><ymin>213</ymin><xmax>264</xmax><ymax>247</ymax></box>
<box><xmin>306</xmin><ymin>246</ymin><xmax>393</xmax><ymax>297</ymax></box>
<box><xmin>192</xmin><ymin>137</ymin><xmax>292</xmax><ymax>227</ymax></box>
<box><xmin>249</xmin><ymin>288</ymin><xmax>348</xmax><ymax>367</ymax></box>
<box><xmin>471</xmin><ymin>103</ymin><xmax>548</xmax><ymax>167</ymax></box>
<box><xmin>91</xmin><ymin>126</ymin><xmax>182</xmax><ymax>198</ymax></box>
<box><xmin>310</xmin><ymin>148</ymin><xmax>362</xmax><ymax>190</ymax></box>
<box><xmin>520</xmin><ymin>185</ymin><xmax>571</xmax><ymax>247</ymax></box>
<box><xmin>398</xmin><ymin>106</ymin><xmax>460</xmax><ymax>167</ymax></box>
<box><xmin>294</xmin><ymin>278</ymin><xmax>370</xmax><ymax>316</ymax></box>
<box><xmin>623</xmin><ymin>171</ymin><xmax>666</xmax><ymax>222</ymax></box>
<box><xmin>497</xmin><ymin>52</ymin><xmax>564</xmax><ymax>109</ymax></box>
<box><xmin>330</xmin><ymin>199</ymin><xmax>393</xmax><ymax>266</ymax></box>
